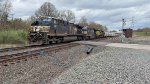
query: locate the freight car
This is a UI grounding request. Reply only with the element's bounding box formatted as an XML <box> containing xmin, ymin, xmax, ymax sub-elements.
<box><xmin>28</xmin><ymin>17</ymin><xmax>104</xmax><ymax>45</ymax></box>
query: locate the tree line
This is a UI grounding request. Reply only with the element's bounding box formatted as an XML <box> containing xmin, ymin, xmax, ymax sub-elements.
<box><xmin>0</xmin><ymin>0</ymin><xmax>12</xmax><ymax>26</ymax></box>
<box><xmin>135</xmin><ymin>27</ymin><xmax>150</xmax><ymax>32</ymax></box>
<box><xmin>0</xmin><ymin>1</ymin><xmax>106</xmax><ymax>30</ymax></box>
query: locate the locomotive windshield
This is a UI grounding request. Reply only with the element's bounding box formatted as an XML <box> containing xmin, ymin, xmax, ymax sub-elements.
<box><xmin>31</xmin><ymin>18</ymin><xmax>52</xmax><ymax>26</ymax></box>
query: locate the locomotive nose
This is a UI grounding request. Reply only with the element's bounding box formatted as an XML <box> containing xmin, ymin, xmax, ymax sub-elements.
<box><xmin>31</xmin><ymin>26</ymin><xmax>40</xmax><ymax>32</ymax></box>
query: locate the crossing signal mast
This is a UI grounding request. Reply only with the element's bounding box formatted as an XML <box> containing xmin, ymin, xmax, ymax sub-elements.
<box><xmin>121</xmin><ymin>18</ymin><xmax>134</xmax><ymax>38</ymax></box>
<box><xmin>122</xmin><ymin>17</ymin><xmax>135</xmax><ymax>29</ymax></box>
<box><xmin>122</xmin><ymin>18</ymin><xmax>126</xmax><ymax>30</ymax></box>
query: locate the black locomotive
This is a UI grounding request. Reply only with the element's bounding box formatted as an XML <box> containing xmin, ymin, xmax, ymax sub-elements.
<box><xmin>28</xmin><ymin>17</ymin><xmax>104</xmax><ymax>45</ymax></box>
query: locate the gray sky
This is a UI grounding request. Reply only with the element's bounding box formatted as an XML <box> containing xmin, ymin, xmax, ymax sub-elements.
<box><xmin>11</xmin><ymin>0</ymin><xmax>150</xmax><ymax>30</ymax></box>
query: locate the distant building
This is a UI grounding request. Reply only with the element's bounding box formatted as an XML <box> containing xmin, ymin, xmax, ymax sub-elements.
<box><xmin>122</xmin><ymin>28</ymin><xmax>133</xmax><ymax>38</ymax></box>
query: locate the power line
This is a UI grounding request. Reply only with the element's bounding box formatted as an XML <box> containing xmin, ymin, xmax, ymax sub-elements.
<box><xmin>131</xmin><ymin>17</ymin><xmax>135</xmax><ymax>28</ymax></box>
<box><xmin>121</xmin><ymin>17</ymin><xmax>136</xmax><ymax>29</ymax></box>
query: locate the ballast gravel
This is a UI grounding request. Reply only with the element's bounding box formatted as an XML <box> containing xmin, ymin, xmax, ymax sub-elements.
<box><xmin>0</xmin><ymin>45</ymin><xmax>106</xmax><ymax>84</ymax></box>
<box><xmin>52</xmin><ymin>47</ymin><xmax>150</xmax><ymax>84</ymax></box>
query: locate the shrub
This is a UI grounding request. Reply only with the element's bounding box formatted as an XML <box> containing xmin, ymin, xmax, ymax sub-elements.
<box><xmin>134</xmin><ymin>32</ymin><xmax>150</xmax><ymax>36</ymax></box>
<box><xmin>0</xmin><ymin>29</ymin><xmax>28</xmax><ymax>44</ymax></box>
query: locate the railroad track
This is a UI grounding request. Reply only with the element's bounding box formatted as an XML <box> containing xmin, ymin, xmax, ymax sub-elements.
<box><xmin>93</xmin><ymin>36</ymin><xmax>121</xmax><ymax>43</ymax></box>
<box><xmin>0</xmin><ymin>40</ymin><xmax>78</xmax><ymax>53</ymax></box>
<box><xmin>0</xmin><ymin>43</ymin><xmax>79</xmax><ymax>66</ymax></box>
<box><xmin>0</xmin><ymin>36</ymin><xmax>120</xmax><ymax>53</ymax></box>
<box><xmin>0</xmin><ymin>44</ymin><xmax>52</xmax><ymax>54</ymax></box>
<box><xmin>0</xmin><ymin>36</ymin><xmax>120</xmax><ymax>66</ymax></box>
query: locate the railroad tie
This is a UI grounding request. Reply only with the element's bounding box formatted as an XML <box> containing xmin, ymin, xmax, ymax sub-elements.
<box><xmin>1</xmin><ymin>60</ymin><xmax>8</xmax><ymax>66</ymax></box>
<box><xmin>32</xmin><ymin>53</ymin><xmax>39</xmax><ymax>60</ymax></box>
<box><xmin>9</xmin><ymin>59</ymin><xmax>15</xmax><ymax>64</ymax></box>
<box><xmin>22</xmin><ymin>56</ymin><xmax>27</xmax><ymax>61</ymax></box>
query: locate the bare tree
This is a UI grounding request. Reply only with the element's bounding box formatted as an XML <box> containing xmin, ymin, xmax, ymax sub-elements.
<box><xmin>27</xmin><ymin>15</ymin><xmax>36</xmax><ymax>23</ymax></box>
<box><xmin>102</xmin><ymin>26</ymin><xmax>108</xmax><ymax>31</ymax></box>
<box><xmin>88</xmin><ymin>22</ymin><xmax>103</xmax><ymax>30</ymax></box>
<box><xmin>35</xmin><ymin>2</ymin><xmax>58</xmax><ymax>18</ymax></box>
<box><xmin>78</xmin><ymin>16</ymin><xmax>104</xmax><ymax>30</ymax></box>
<box><xmin>0</xmin><ymin>0</ymin><xmax>12</xmax><ymax>25</ymax></box>
<box><xmin>58</xmin><ymin>10</ymin><xmax>75</xmax><ymax>22</ymax></box>
<box><xmin>79</xmin><ymin>16</ymin><xmax>88</xmax><ymax>26</ymax></box>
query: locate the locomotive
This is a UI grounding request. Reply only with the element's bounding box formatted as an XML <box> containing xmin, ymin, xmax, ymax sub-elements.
<box><xmin>28</xmin><ymin>17</ymin><xmax>104</xmax><ymax>45</ymax></box>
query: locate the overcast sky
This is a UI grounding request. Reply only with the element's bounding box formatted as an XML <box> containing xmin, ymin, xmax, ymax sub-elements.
<box><xmin>11</xmin><ymin>0</ymin><xmax>150</xmax><ymax>30</ymax></box>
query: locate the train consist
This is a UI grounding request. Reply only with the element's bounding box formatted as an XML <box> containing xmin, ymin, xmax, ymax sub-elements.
<box><xmin>28</xmin><ymin>17</ymin><xmax>105</xmax><ymax>45</ymax></box>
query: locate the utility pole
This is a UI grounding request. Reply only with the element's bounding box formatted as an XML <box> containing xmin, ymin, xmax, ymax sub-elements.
<box><xmin>121</xmin><ymin>18</ymin><xmax>126</xmax><ymax>43</ymax></box>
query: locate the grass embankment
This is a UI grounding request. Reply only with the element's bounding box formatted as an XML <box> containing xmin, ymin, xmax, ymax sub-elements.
<box><xmin>134</xmin><ymin>32</ymin><xmax>150</xmax><ymax>36</ymax></box>
<box><xmin>0</xmin><ymin>29</ymin><xmax>28</xmax><ymax>44</ymax></box>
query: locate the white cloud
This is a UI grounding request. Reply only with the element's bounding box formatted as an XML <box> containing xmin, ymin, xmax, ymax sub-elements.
<box><xmin>11</xmin><ymin>0</ymin><xmax>150</xmax><ymax>30</ymax></box>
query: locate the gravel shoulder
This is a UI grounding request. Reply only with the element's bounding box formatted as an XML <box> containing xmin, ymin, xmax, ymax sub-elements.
<box><xmin>124</xmin><ymin>36</ymin><xmax>150</xmax><ymax>45</ymax></box>
<box><xmin>52</xmin><ymin>47</ymin><xmax>150</xmax><ymax>84</ymax></box>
